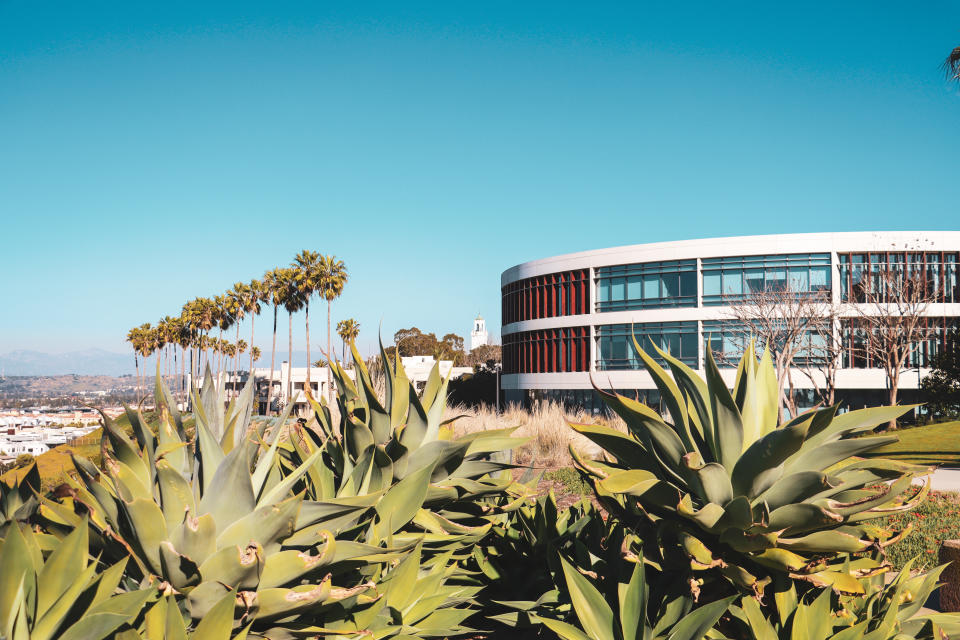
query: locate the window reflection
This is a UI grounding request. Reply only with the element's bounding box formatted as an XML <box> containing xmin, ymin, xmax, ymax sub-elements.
<box><xmin>595</xmin><ymin>322</ymin><xmax>698</xmax><ymax>369</ymax></box>
<box><xmin>595</xmin><ymin>260</ymin><xmax>697</xmax><ymax>311</ymax></box>
<box><xmin>701</xmin><ymin>254</ymin><xmax>831</xmax><ymax>305</ymax></box>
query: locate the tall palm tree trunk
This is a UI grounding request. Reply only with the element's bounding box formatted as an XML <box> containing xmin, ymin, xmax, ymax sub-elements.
<box><xmin>249</xmin><ymin>313</ymin><xmax>256</xmax><ymax>373</ymax></box>
<box><xmin>304</xmin><ymin>300</ymin><xmax>311</xmax><ymax>395</ymax></box>
<box><xmin>327</xmin><ymin>300</ymin><xmax>333</xmax><ymax>404</ymax></box>
<box><xmin>269</xmin><ymin>306</ymin><xmax>278</xmax><ymax>415</ymax></box>
<box><xmin>287</xmin><ymin>311</ymin><xmax>293</xmax><ymax>410</ymax></box>
<box><xmin>234</xmin><ymin>322</ymin><xmax>241</xmax><ymax>399</ymax></box>
<box><xmin>288</xmin><ymin>310</ymin><xmax>294</xmax><ymax>411</ymax></box>
<box><xmin>134</xmin><ymin>353</ymin><xmax>141</xmax><ymax>405</ymax></box>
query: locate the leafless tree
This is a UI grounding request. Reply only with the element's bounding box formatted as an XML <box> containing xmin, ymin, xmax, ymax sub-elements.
<box><xmin>795</xmin><ymin>304</ymin><xmax>844</xmax><ymax>408</ymax></box>
<box><xmin>725</xmin><ymin>285</ymin><xmax>832</xmax><ymax>421</ymax></box>
<box><xmin>848</xmin><ymin>268</ymin><xmax>937</xmax><ymax>428</ymax></box>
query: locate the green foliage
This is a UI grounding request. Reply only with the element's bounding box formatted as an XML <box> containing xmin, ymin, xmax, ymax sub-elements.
<box><xmin>920</xmin><ymin>327</ymin><xmax>960</xmax><ymax>420</ymax></box>
<box><xmin>25</xmin><ymin>339</ymin><xmax>527</xmax><ymax>637</ymax></box>
<box><xmin>544</xmin><ymin>467</ymin><xmax>590</xmax><ymax>496</ymax></box>
<box><xmin>573</xmin><ymin>339</ymin><xmax>928</xmax><ymax>601</ymax></box>
<box><xmin>540</xmin><ymin>555</ymin><xmax>733</xmax><ymax>640</ymax></box>
<box><xmin>0</xmin><ymin>522</ymin><xmax>153</xmax><ymax>640</ymax></box>
<box><xmin>473</xmin><ymin>491</ymin><xmax>624</xmax><ymax>632</ymax></box>
<box><xmin>727</xmin><ymin>561</ymin><xmax>960</xmax><ymax>639</ymax></box>
<box><xmin>391</xmin><ymin>327</ymin><xmax>468</xmax><ymax>365</ymax></box>
<box><xmin>0</xmin><ymin>462</ymin><xmax>40</xmax><ymax>529</ymax></box>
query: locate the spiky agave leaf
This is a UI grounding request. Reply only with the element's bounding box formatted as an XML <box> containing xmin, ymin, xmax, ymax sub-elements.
<box><xmin>0</xmin><ymin>518</ymin><xmax>155</xmax><ymax>640</ymax></box>
<box><xmin>287</xmin><ymin>338</ymin><xmax>532</xmax><ymax>548</ymax></box>
<box><xmin>39</xmin><ymin>366</ymin><xmax>416</xmax><ymax>632</ymax></box>
<box><xmin>572</xmin><ymin>337</ymin><xmax>930</xmax><ymax>601</ymax></box>
<box><xmin>728</xmin><ymin>558</ymin><xmax>960</xmax><ymax>639</ymax></box>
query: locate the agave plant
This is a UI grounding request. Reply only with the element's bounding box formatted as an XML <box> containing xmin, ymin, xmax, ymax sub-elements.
<box><xmin>282</xmin><ymin>340</ymin><xmax>532</xmax><ymax>549</ymax></box>
<box><xmin>0</xmin><ymin>462</ymin><xmax>40</xmax><ymax>531</ymax></box>
<box><xmin>728</xmin><ymin>560</ymin><xmax>960</xmax><ymax>639</ymax></box>
<box><xmin>473</xmin><ymin>491</ymin><xmax>631</xmax><ymax>632</ymax></box>
<box><xmin>570</xmin><ymin>339</ymin><xmax>929</xmax><ymax>602</ymax></box>
<box><xmin>539</xmin><ymin>554</ymin><xmax>734</xmax><ymax>640</ymax></box>
<box><xmin>0</xmin><ymin>520</ymin><xmax>154</xmax><ymax>640</ymax></box>
<box><xmin>37</xmin><ymin>369</ymin><xmax>425</xmax><ymax>632</ymax></box>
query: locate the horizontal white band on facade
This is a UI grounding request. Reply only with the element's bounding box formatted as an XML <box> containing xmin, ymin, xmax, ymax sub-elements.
<box><xmin>501</xmin><ymin>231</ymin><xmax>960</xmax><ymax>286</ymax></box>
<box><xmin>502</xmin><ymin>303</ymin><xmax>960</xmax><ymax>335</ymax></box>
<box><xmin>502</xmin><ymin>368</ymin><xmax>930</xmax><ymax>391</ymax></box>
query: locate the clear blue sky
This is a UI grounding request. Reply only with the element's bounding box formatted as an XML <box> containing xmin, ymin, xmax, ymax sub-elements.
<box><xmin>2</xmin><ymin>1</ymin><xmax>959</xmax><ymax>357</ymax></box>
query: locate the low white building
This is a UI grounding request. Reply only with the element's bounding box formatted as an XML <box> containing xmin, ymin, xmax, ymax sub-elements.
<box><xmin>222</xmin><ymin>364</ymin><xmax>354</xmax><ymax>415</ymax></box>
<box><xmin>400</xmin><ymin>356</ymin><xmax>473</xmax><ymax>392</ymax></box>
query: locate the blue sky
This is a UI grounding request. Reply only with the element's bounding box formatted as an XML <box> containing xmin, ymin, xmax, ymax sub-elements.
<box><xmin>2</xmin><ymin>1</ymin><xmax>959</xmax><ymax>358</ymax></box>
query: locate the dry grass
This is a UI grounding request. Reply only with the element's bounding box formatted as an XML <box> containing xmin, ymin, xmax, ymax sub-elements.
<box><xmin>446</xmin><ymin>401</ymin><xmax>621</xmax><ymax>468</ymax></box>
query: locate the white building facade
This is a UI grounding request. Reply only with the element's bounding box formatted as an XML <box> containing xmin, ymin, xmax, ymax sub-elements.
<box><xmin>500</xmin><ymin>231</ymin><xmax>960</xmax><ymax>413</ymax></box>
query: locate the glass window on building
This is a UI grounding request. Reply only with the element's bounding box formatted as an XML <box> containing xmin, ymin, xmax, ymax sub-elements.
<box><xmin>701</xmin><ymin>254</ymin><xmax>831</xmax><ymax>305</ymax></box>
<box><xmin>702</xmin><ymin>319</ymin><xmax>827</xmax><ymax>367</ymax></box>
<box><xmin>596</xmin><ymin>322</ymin><xmax>698</xmax><ymax>369</ymax></box>
<box><xmin>838</xmin><ymin>252</ymin><xmax>960</xmax><ymax>303</ymax></box>
<box><xmin>595</xmin><ymin>260</ymin><xmax>698</xmax><ymax>312</ymax></box>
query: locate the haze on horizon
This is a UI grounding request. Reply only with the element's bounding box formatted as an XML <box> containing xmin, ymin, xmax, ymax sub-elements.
<box><xmin>2</xmin><ymin>1</ymin><xmax>959</xmax><ymax>361</ymax></box>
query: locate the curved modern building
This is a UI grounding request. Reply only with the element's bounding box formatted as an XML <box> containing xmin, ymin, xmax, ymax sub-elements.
<box><xmin>500</xmin><ymin>231</ymin><xmax>960</xmax><ymax>413</ymax></box>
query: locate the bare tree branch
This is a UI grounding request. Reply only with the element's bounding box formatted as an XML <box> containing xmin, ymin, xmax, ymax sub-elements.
<box><xmin>849</xmin><ymin>267</ymin><xmax>937</xmax><ymax>428</ymax></box>
<box><xmin>724</xmin><ymin>285</ymin><xmax>831</xmax><ymax>421</ymax></box>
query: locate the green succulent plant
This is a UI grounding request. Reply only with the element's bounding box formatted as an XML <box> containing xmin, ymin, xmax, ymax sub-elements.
<box><xmin>728</xmin><ymin>560</ymin><xmax>960</xmax><ymax>639</ymax></box>
<box><xmin>0</xmin><ymin>520</ymin><xmax>154</xmax><ymax>640</ymax></box>
<box><xmin>38</xmin><ymin>369</ymin><xmax>418</xmax><ymax>632</ymax></box>
<box><xmin>539</xmin><ymin>554</ymin><xmax>734</xmax><ymax>640</ymax></box>
<box><xmin>473</xmin><ymin>491</ymin><xmax>630</xmax><ymax>632</ymax></box>
<box><xmin>570</xmin><ymin>338</ymin><xmax>929</xmax><ymax>602</ymax></box>
<box><xmin>0</xmin><ymin>462</ymin><xmax>40</xmax><ymax>530</ymax></box>
<box><xmin>285</xmin><ymin>340</ymin><xmax>532</xmax><ymax>548</ymax></box>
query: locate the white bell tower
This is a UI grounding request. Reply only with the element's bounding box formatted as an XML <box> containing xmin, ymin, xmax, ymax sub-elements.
<box><xmin>470</xmin><ymin>313</ymin><xmax>488</xmax><ymax>352</ymax></box>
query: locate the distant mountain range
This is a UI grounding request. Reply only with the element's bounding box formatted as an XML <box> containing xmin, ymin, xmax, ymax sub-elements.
<box><xmin>0</xmin><ymin>349</ymin><xmax>320</xmax><ymax>376</ymax></box>
<box><xmin>0</xmin><ymin>349</ymin><xmax>136</xmax><ymax>376</ymax></box>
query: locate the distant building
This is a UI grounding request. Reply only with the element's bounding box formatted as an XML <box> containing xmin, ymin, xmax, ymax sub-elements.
<box><xmin>470</xmin><ymin>314</ymin><xmax>489</xmax><ymax>352</ymax></box>
<box><xmin>221</xmin><ymin>364</ymin><xmax>350</xmax><ymax>416</ymax></box>
<box><xmin>400</xmin><ymin>356</ymin><xmax>473</xmax><ymax>392</ymax></box>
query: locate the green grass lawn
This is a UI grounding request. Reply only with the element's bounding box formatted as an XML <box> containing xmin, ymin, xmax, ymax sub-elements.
<box><xmin>863</xmin><ymin>421</ymin><xmax>960</xmax><ymax>467</ymax></box>
<box><xmin>876</xmin><ymin>490</ymin><xmax>960</xmax><ymax>571</ymax></box>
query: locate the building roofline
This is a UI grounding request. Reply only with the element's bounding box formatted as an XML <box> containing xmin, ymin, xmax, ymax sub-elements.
<box><xmin>501</xmin><ymin>231</ymin><xmax>960</xmax><ymax>286</ymax></box>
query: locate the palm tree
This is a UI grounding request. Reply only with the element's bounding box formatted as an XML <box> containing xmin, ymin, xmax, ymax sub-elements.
<box><xmin>126</xmin><ymin>325</ymin><xmax>146</xmax><ymax>403</ymax></box>
<box><xmin>184</xmin><ymin>297</ymin><xmax>216</xmax><ymax>376</ymax></box>
<box><xmin>262</xmin><ymin>269</ymin><xmax>286</xmax><ymax>415</ymax></box>
<box><xmin>316</xmin><ymin>255</ymin><xmax>348</xmax><ymax>403</ymax></box>
<box><xmin>226</xmin><ymin>284</ymin><xmax>247</xmax><ymax>394</ymax></box>
<box><xmin>244</xmin><ymin>279</ymin><xmax>263</xmax><ymax>374</ymax></box>
<box><xmin>135</xmin><ymin>324</ymin><xmax>155</xmax><ymax>406</ymax></box>
<box><xmin>178</xmin><ymin>306</ymin><xmax>199</xmax><ymax>399</ymax></box>
<box><xmin>213</xmin><ymin>295</ymin><xmax>233</xmax><ymax>380</ymax></box>
<box><xmin>149</xmin><ymin>322</ymin><xmax>167</xmax><ymax>395</ymax></box>
<box><xmin>946</xmin><ymin>46</ymin><xmax>960</xmax><ymax>82</ymax></box>
<box><xmin>279</xmin><ymin>268</ymin><xmax>304</xmax><ymax>406</ymax></box>
<box><xmin>156</xmin><ymin>316</ymin><xmax>178</xmax><ymax>389</ymax></box>
<box><xmin>336</xmin><ymin>318</ymin><xmax>360</xmax><ymax>365</ymax></box>
<box><xmin>292</xmin><ymin>250</ymin><xmax>321</xmax><ymax>392</ymax></box>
